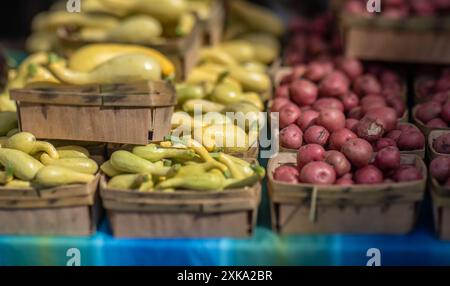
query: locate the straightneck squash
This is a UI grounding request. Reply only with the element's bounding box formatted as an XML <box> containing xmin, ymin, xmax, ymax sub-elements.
<box><xmin>48</xmin><ymin>54</ymin><xmax>162</xmax><ymax>85</ymax></box>
<box><xmin>110</xmin><ymin>151</ymin><xmax>171</xmax><ymax>176</ymax></box>
<box><xmin>0</xmin><ymin>112</ymin><xmax>17</xmax><ymax>136</ymax></box>
<box><xmin>107</xmin><ymin>173</ymin><xmax>151</xmax><ymax>190</ymax></box>
<box><xmin>34</xmin><ymin>166</ymin><xmax>95</xmax><ymax>187</ymax></box>
<box><xmin>98</xmin><ymin>0</ymin><xmax>188</xmax><ymax>24</ymax></box>
<box><xmin>80</xmin><ymin>15</ymin><xmax>163</xmax><ymax>43</ymax></box>
<box><xmin>0</xmin><ymin>148</ymin><xmax>44</xmax><ymax>181</ymax></box>
<box><xmin>40</xmin><ymin>154</ymin><xmax>98</xmax><ymax>175</ymax></box>
<box><xmin>132</xmin><ymin>144</ymin><xmax>196</xmax><ymax>162</ymax></box>
<box><xmin>67</xmin><ymin>43</ymin><xmax>175</xmax><ymax>78</ymax></box>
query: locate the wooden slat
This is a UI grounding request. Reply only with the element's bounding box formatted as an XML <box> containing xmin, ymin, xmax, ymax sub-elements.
<box><xmin>11</xmin><ymin>81</ymin><xmax>176</xmax><ymax>107</ymax></box>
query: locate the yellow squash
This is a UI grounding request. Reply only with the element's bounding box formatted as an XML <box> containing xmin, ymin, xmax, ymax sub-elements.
<box><xmin>35</xmin><ymin>166</ymin><xmax>95</xmax><ymax>187</ymax></box>
<box><xmin>67</xmin><ymin>43</ymin><xmax>175</xmax><ymax>77</ymax></box>
<box><xmin>0</xmin><ymin>148</ymin><xmax>44</xmax><ymax>181</ymax></box>
<box><xmin>40</xmin><ymin>154</ymin><xmax>99</xmax><ymax>175</ymax></box>
<box><xmin>49</xmin><ymin>54</ymin><xmax>162</xmax><ymax>85</ymax></box>
<box><xmin>6</xmin><ymin>132</ymin><xmax>59</xmax><ymax>159</ymax></box>
<box><xmin>110</xmin><ymin>151</ymin><xmax>171</xmax><ymax>176</ymax></box>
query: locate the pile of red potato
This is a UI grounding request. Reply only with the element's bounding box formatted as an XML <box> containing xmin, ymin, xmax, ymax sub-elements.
<box><xmin>415</xmin><ymin>69</ymin><xmax>450</xmax><ymax>128</ymax></box>
<box><xmin>433</xmin><ymin>133</ymin><xmax>450</xmax><ymax>154</ymax></box>
<box><xmin>273</xmin><ymin>57</ymin><xmax>425</xmax><ymax>153</ymax></box>
<box><xmin>344</xmin><ymin>0</ymin><xmax>450</xmax><ymax>18</ymax></box>
<box><xmin>284</xmin><ymin>12</ymin><xmax>342</xmax><ymax>65</ymax></box>
<box><xmin>272</xmin><ymin>57</ymin><xmax>425</xmax><ymax>186</ymax></box>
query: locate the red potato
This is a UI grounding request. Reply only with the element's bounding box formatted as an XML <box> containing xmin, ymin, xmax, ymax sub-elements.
<box><xmin>353</xmin><ymin>74</ymin><xmax>382</xmax><ymax>96</ymax></box>
<box><xmin>313</xmin><ymin>98</ymin><xmax>344</xmax><ymax>112</ymax></box>
<box><xmin>386</xmin><ymin>96</ymin><xmax>406</xmax><ymax>118</ymax></box>
<box><xmin>342</xmin><ymin>138</ymin><xmax>374</xmax><ymax>168</ymax></box>
<box><xmin>296</xmin><ymin>110</ymin><xmax>319</xmax><ymax>131</ymax></box>
<box><xmin>275</xmin><ymin>84</ymin><xmax>290</xmax><ymax>98</ymax></box>
<box><xmin>355</xmin><ymin>165</ymin><xmax>384</xmax><ymax>185</ymax></box>
<box><xmin>279</xmin><ymin>103</ymin><xmax>302</xmax><ymax>129</ymax></box>
<box><xmin>329</xmin><ymin>128</ymin><xmax>358</xmax><ymax>150</ymax></box>
<box><xmin>319</xmin><ymin>71</ymin><xmax>350</xmax><ymax>98</ymax></box>
<box><xmin>336</xmin><ymin>57</ymin><xmax>363</xmax><ymax>80</ymax></box>
<box><xmin>392</xmin><ymin>165</ymin><xmax>423</xmax><ymax>182</ymax></box>
<box><xmin>316</xmin><ymin>109</ymin><xmax>346</xmax><ymax>132</ymax></box>
<box><xmin>345</xmin><ymin>119</ymin><xmax>359</xmax><ymax>132</ymax></box>
<box><xmin>356</xmin><ymin>117</ymin><xmax>385</xmax><ymax>142</ymax></box>
<box><xmin>340</xmin><ymin>92</ymin><xmax>359</xmax><ymax>112</ymax></box>
<box><xmin>280</xmin><ymin>65</ymin><xmax>306</xmax><ymax>85</ymax></box>
<box><xmin>297</xmin><ymin>144</ymin><xmax>326</xmax><ymax>171</ymax></box>
<box><xmin>431</xmin><ymin>92</ymin><xmax>450</xmax><ymax>104</ymax></box>
<box><xmin>324</xmin><ymin>150</ymin><xmax>352</xmax><ymax>177</ymax></box>
<box><xmin>365</xmin><ymin>106</ymin><xmax>398</xmax><ymax>132</ymax></box>
<box><xmin>360</xmin><ymin>94</ymin><xmax>387</xmax><ymax>107</ymax></box>
<box><xmin>375</xmin><ymin>138</ymin><xmax>397</xmax><ymax>151</ymax></box>
<box><xmin>280</xmin><ymin>124</ymin><xmax>303</xmax><ymax>150</ymax></box>
<box><xmin>433</xmin><ymin>133</ymin><xmax>450</xmax><ymax>154</ymax></box>
<box><xmin>427</xmin><ymin>118</ymin><xmax>448</xmax><ymax>128</ymax></box>
<box><xmin>348</xmin><ymin>107</ymin><xmax>363</xmax><ymax>119</ymax></box>
<box><xmin>385</xmin><ymin>129</ymin><xmax>402</xmax><ymax>143</ymax></box>
<box><xmin>273</xmin><ymin>165</ymin><xmax>300</xmax><ymax>184</ymax></box>
<box><xmin>415</xmin><ymin>101</ymin><xmax>442</xmax><ymax>124</ymax></box>
<box><xmin>300</xmin><ymin>161</ymin><xmax>336</xmax><ymax>185</ymax></box>
<box><xmin>304</xmin><ymin>61</ymin><xmax>333</xmax><ymax>82</ymax></box>
<box><xmin>375</xmin><ymin>146</ymin><xmax>401</xmax><ymax>171</ymax></box>
<box><xmin>430</xmin><ymin>156</ymin><xmax>450</xmax><ymax>183</ymax></box>
<box><xmin>380</xmin><ymin>70</ymin><xmax>400</xmax><ymax>84</ymax></box>
<box><xmin>271</xmin><ymin>97</ymin><xmax>291</xmax><ymax>113</ymax></box>
<box><xmin>290</xmin><ymin>79</ymin><xmax>318</xmax><ymax>107</ymax></box>
<box><xmin>304</xmin><ymin>125</ymin><xmax>330</xmax><ymax>146</ymax></box>
<box><xmin>397</xmin><ymin>130</ymin><xmax>425</xmax><ymax>151</ymax></box>
<box><xmin>436</xmin><ymin>78</ymin><xmax>450</xmax><ymax>93</ymax></box>
<box><xmin>411</xmin><ymin>0</ymin><xmax>436</xmax><ymax>16</ymax></box>
<box><xmin>397</xmin><ymin>124</ymin><xmax>417</xmax><ymax>133</ymax></box>
<box><xmin>441</xmin><ymin>100</ymin><xmax>450</xmax><ymax>124</ymax></box>
<box><xmin>336</xmin><ymin>177</ymin><xmax>354</xmax><ymax>185</ymax></box>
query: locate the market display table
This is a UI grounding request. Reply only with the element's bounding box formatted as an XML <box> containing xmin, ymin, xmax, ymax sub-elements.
<box><xmin>1</xmin><ymin>190</ymin><xmax>450</xmax><ymax>266</ymax></box>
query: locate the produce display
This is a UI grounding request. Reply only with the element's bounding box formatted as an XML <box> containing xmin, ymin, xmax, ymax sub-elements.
<box><xmin>432</xmin><ymin>132</ymin><xmax>450</xmax><ymax>154</ymax></box>
<box><xmin>26</xmin><ymin>0</ymin><xmax>216</xmax><ymax>52</ymax></box>
<box><xmin>273</xmin><ymin>143</ymin><xmax>423</xmax><ymax>186</ymax></box>
<box><xmin>0</xmin><ymin>130</ymin><xmax>98</xmax><ymax>188</ymax></box>
<box><xmin>103</xmin><ymin>139</ymin><xmax>265</xmax><ymax>191</ymax></box>
<box><xmin>430</xmin><ymin>156</ymin><xmax>450</xmax><ymax>187</ymax></box>
<box><xmin>274</xmin><ymin>59</ymin><xmax>422</xmax><ymax>153</ymax></box>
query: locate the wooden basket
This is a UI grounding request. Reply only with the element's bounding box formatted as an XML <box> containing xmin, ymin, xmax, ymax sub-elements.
<box><xmin>431</xmin><ymin>176</ymin><xmax>450</xmax><ymax>240</ymax></box>
<box><xmin>100</xmin><ymin>176</ymin><xmax>261</xmax><ymax>238</ymax></box>
<box><xmin>57</xmin><ymin>18</ymin><xmax>203</xmax><ymax>80</ymax></box>
<box><xmin>341</xmin><ymin>14</ymin><xmax>450</xmax><ymax>64</ymax></box>
<box><xmin>412</xmin><ymin>105</ymin><xmax>450</xmax><ymax>138</ymax></box>
<box><xmin>199</xmin><ymin>0</ymin><xmax>225</xmax><ymax>45</ymax></box>
<box><xmin>428</xmin><ymin>130</ymin><xmax>450</xmax><ymax>160</ymax></box>
<box><xmin>0</xmin><ymin>175</ymin><xmax>100</xmax><ymax>236</ymax></box>
<box><xmin>10</xmin><ymin>81</ymin><xmax>176</xmax><ymax>145</ymax></box>
<box><xmin>267</xmin><ymin>153</ymin><xmax>427</xmax><ymax>235</ymax></box>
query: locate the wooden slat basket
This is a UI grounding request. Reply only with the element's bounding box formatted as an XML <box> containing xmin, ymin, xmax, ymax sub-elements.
<box><xmin>267</xmin><ymin>153</ymin><xmax>427</xmax><ymax>235</ymax></box>
<box><xmin>10</xmin><ymin>81</ymin><xmax>176</xmax><ymax>145</ymax></box>
<box><xmin>413</xmin><ymin>105</ymin><xmax>450</xmax><ymax>138</ymax></box>
<box><xmin>0</xmin><ymin>175</ymin><xmax>100</xmax><ymax>236</ymax></box>
<box><xmin>431</xmin><ymin>177</ymin><xmax>450</xmax><ymax>240</ymax></box>
<box><xmin>341</xmin><ymin>14</ymin><xmax>450</xmax><ymax>64</ymax></box>
<box><xmin>428</xmin><ymin>130</ymin><xmax>450</xmax><ymax>160</ymax></box>
<box><xmin>199</xmin><ymin>0</ymin><xmax>225</xmax><ymax>45</ymax></box>
<box><xmin>100</xmin><ymin>176</ymin><xmax>261</xmax><ymax>238</ymax></box>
